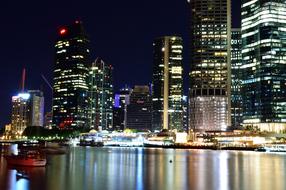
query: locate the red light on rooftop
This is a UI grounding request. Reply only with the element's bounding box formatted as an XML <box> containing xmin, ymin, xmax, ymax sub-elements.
<box><xmin>60</xmin><ymin>28</ymin><xmax>67</xmax><ymax>35</ymax></box>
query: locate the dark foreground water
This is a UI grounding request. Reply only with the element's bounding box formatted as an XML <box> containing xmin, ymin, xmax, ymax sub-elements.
<box><xmin>0</xmin><ymin>147</ymin><xmax>285</xmax><ymax>190</ymax></box>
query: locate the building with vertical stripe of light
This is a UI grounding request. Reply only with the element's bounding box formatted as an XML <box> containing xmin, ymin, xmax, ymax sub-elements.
<box><xmin>241</xmin><ymin>0</ymin><xmax>286</xmax><ymax>133</ymax></box>
<box><xmin>231</xmin><ymin>28</ymin><xmax>243</xmax><ymax>129</ymax></box>
<box><xmin>188</xmin><ymin>0</ymin><xmax>232</xmax><ymax>131</ymax></box>
<box><xmin>152</xmin><ymin>36</ymin><xmax>183</xmax><ymax>131</ymax></box>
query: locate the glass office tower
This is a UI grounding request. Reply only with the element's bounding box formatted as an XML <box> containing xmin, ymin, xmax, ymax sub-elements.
<box><xmin>52</xmin><ymin>21</ymin><xmax>90</xmax><ymax>129</ymax></box>
<box><xmin>89</xmin><ymin>58</ymin><xmax>113</xmax><ymax>130</ymax></box>
<box><xmin>152</xmin><ymin>36</ymin><xmax>183</xmax><ymax>131</ymax></box>
<box><xmin>189</xmin><ymin>0</ymin><xmax>231</xmax><ymax>131</ymax></box>
<box><xmin>241</xmin><ymin>0</ymin><xmax>286</xmax><ymax>133</ymax></box>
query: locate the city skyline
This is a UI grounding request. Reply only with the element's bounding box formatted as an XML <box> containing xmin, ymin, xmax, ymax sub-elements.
<box><xmin>1</xmin><ymin>2</ymin><xmax>286</xmax><ymax>190</ymax></box>
<box><xmin>0</xmin><ymin>1</ymin><xmax>241</xmax><ymax>128</ymax></box>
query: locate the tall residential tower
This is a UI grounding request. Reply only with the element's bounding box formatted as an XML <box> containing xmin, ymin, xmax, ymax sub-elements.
<box><xmin>11</xmin><ymin>93</ymin><xmax>31</xmax><ymax>135</ymax></box>
<box><xmin>189</xmin><ymin>0</ymin><xmax>231</xmax><ymax>131</ymax></box>
<box><xmin>152</xmin><ymin>36</ymin><xmax>183</xmax><ymax>131</ymax></box>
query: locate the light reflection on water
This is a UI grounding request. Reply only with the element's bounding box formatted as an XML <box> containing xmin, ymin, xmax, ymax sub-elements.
<box><xmin>0</xmin><ymin>148</ymin><xmax>286</xmax><ymax>190</ymax></box>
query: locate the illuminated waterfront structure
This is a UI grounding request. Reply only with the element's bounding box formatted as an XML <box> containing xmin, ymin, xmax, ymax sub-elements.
<box><xmin>11</xmin><ymin>93</ymin><xmax>30</xmax><ymax>135</ymax></box>
<box><xmin>52</xmin><ymin>21</ymin><xmax>90</xmax><ymax>129</ymax></box>
<box><xmin>28</xmin><ymin>90</ymin><xmax>44</xmax><ymax>127</ymax></box>
<box><xmin>89</xmin><ymin>58</ymin><xmax>113</xmax><ymax>130</ymax></box>
<box><xmin>231</xmin><ymin>29</ymin><xmax>243</xmax><ymax>129</ymax></box>
<box><xmin>189</xmin><ymin>0</ymin><xmax>231</xmax><ymax>131</ymax></box>
<box><xmin>152</xmin><ymin>36</ymin><xmax>183</xmax><ymax>131</ymax></box>
<box><xmin>241</xmin><ymin>0</ymin><xmax>286</xmax><ymax>132</ymax></box>
<box><xmin>126</xmin><ymin>86</ymin><xmax>152</xmax><ymax>131</ymax></box>
<box><xmin>113</xmin><ymin>86</ymin><xmax>131</xmax><ymax>131</ymax></box>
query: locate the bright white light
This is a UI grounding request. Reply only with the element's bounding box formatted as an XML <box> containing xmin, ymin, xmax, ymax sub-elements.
<box><xmin>18</xmin><ymin>93</ymin><xmax>30</xmax><ymax>100</ymax></box>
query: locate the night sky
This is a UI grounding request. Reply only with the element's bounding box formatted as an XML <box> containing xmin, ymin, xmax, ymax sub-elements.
<box><xmin>0</xmin><ymin>0</ymin><xmax>241</xmax><ymax>128</ymax></box>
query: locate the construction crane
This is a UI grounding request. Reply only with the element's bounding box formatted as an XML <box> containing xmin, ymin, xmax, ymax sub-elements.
<box><xmin>41</xmin><ymin>74</ymin><xmax>53</xmax><ymax>91</ymax></box>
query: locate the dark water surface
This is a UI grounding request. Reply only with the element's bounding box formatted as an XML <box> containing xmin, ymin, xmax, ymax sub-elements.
<box><xmin>0</xmin><ymin>147</ymin><xmax>285</xmax><ymax>190</ymax></box>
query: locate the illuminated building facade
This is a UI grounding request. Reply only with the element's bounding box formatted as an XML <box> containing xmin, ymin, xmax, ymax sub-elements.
<box><xmin>113</xmin><ymin>86</ymin><xmax>131</xmax><ymax>131</ymax></box>
<box><xmin>182</xmin><ymin>95</ymin><xmax>189</xmax><ymax>131</ymax></box>
<box><xmin>44</xmin><ymin>112</ymin><xmax>53</xmax><ymax>129</ymax></box>
<box><xmin>241</xmin><ymin>0</ymin><xmax>286</xmax><ymax>132</ymax></box>
<box><xmin>231</xmin><ymin>29</ymin><xmax>243</xmax><ymax>129</ymax></box>
<box><xmin>189</xmin><ymin>0</ymin><xmax>231</xmax><ymax>131</ymax></box>
<box><xmin>89</xmin><ymin>58</ymin><xmax>113</xmax><ymax>130</ymax></box>
<box><xmin>52</xmin><ymin>21</ymin><xmax>90</xmax><ymax>129</ymax></box>
<box><xmin>28</xmin><ymin>90</ymin><xmax>44</xmax><ymax>127</ymax></box>
<box><xmin>11</xmin><ymin>93</ymin><xmax>31</xmax><ymax>135</ymax></box>
<box><xmin>126</xmin><ymin>86</ymin><xmax>152</xmax><ymax>131</ymax></box>
<box><xmin>152</xmin><ymin>36</ymin><xmax>183</xmax><ymax>131</ymax></box>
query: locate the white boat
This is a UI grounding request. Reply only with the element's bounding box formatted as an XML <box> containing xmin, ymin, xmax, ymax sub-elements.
<box><xmin>256</xmin><ymin>144</ymin><xmax>286</xmax><ymax>152</ymax></box>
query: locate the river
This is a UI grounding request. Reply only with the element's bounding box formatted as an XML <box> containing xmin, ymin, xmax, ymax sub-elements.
<box><xmin>0</xmin><ymin>147</ymin><xmax>285</xmax><ymax>190</ymax></box>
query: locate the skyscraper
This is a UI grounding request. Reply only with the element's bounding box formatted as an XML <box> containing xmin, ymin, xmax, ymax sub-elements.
<box><xmin>126</xmin><ymin>85</ymin><xmax>152</xmax><ymax>131</ymax></box>
<box><xmin>231</xmin><ymin>29</ymin><xmax>243</xmax><ymax>129</ymax></box>
<box><xmin>189</xmin><ymin>0</ymin><xmax>231</xmax><ymax>131</ymax></box>
<box><xmin>11</xmin><ymin>90</ymin><xmax>45</xmax><ymax>135</ymax></box>
<box><xmin>241</xmin><ymin>0</ymin><xmax>286</xmax><ymax>132</ymax></box>
<box><xmin>89</xmin><ymin>58</ymin><xmax>113</xmax><ymax>130</ymax></box>
<box><xmin>28</xmin><ymin>90</ymin><xmax>44</xmax><ymax>127</ymax></box>
<box><xmin>113</xmin><ymin>86</ymin><xmax>131</xmax><ymax>131</ymax></box>
<box><xmin>52</xmin><ymin>21</ymin><xmax>90</xmax><ymax>129</ymax></box>
<box><xmin>11</xmin><ymin>93</ymin><xmax>30</xmax><ymax>135</ymax></box>
<box><xmin>152</xmin><ymin>36</ymin><xmax>183</xmax><ymax>131</ymax></box>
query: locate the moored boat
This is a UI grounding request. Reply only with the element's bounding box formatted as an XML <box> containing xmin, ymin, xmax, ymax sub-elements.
<box><xmin>255</xmin><ymin>144</ymin><xmax>286</xmax><ymax>152</ymax></box>
<box><xmin>4</xmin><ymin>151</ymin><xmax>46</xmax><ymax>167</ymax></box>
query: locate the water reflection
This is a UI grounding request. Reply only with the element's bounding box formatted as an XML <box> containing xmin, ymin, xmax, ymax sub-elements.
<box><xmin>0</xmin><ymin>164</ymin><xmax>45</xmax><ymax>190</ymax></box>
<box><xmin>0</xmin><ymin>148</ymin><xmax>286</xmax><ymax>190</ymax></box>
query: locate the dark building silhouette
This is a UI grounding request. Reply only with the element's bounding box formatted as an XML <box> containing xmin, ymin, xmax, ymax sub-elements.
<box><xmin>127</xmin><ymin>86</ymin><xmax>152</xmax><ymax>131</ymax></box>
<box><xmin>113</xmin><ymin>86</ymin><xmax>131</xmax><ymax>131</ymax></box>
